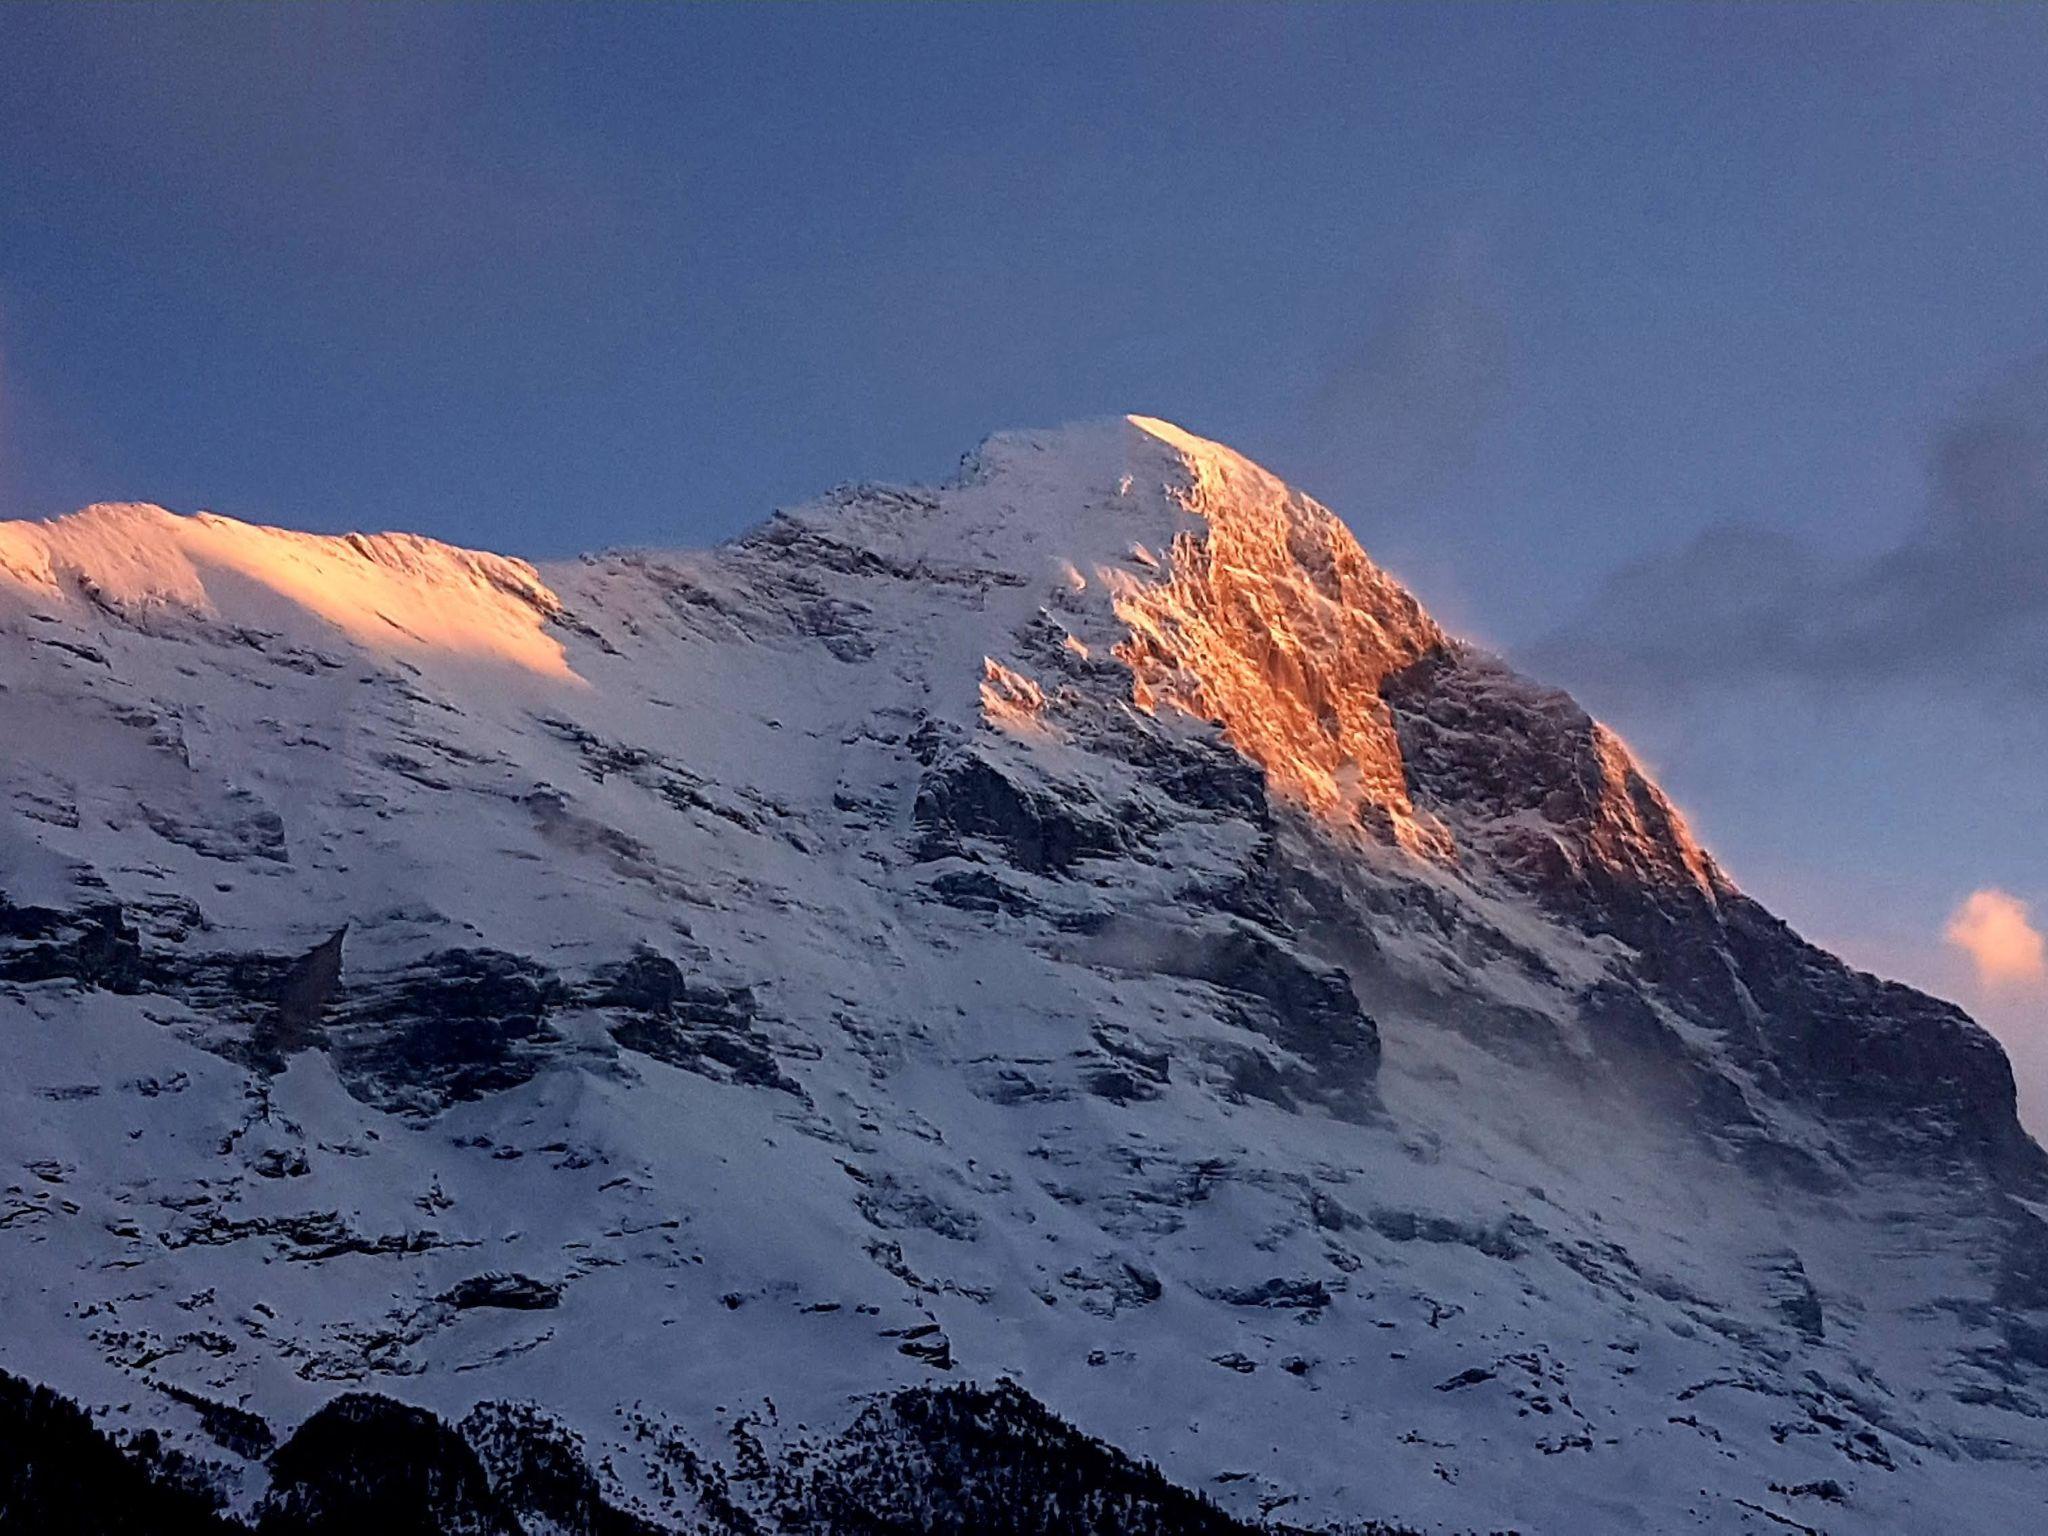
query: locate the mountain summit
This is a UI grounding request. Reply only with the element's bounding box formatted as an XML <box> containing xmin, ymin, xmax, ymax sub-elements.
<box><xmin>2</xmin><ymin>417</ymin><xmax>2044</xmax><ymax>1533</ymax></box>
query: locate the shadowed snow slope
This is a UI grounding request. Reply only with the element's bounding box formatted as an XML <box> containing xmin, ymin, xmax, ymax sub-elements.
<box><xmin>1</xmin><ymin>416</ymin><xmax>2044</xmax><ymax>1534</ymax></box>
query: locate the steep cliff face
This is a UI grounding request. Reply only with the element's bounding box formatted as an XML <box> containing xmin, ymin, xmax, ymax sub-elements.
<box><xmin>1</xmin><ymin>417</ymin><xmax>2044</xmax><ymax>1534</ymax></box>
<box><xmin>1108</xmin><ymin>417</ymin><xmax>1448</xmax><ymax>851</ymax></box>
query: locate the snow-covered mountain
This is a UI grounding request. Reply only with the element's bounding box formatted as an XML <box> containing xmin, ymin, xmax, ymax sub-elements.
<box><xmin>2</xmin><ymin>416</ymin><xmax>2044</xmax><ymax>1533</ymax></box>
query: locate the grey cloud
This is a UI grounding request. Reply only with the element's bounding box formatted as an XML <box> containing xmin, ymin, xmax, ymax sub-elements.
<box><xmin>1528</xmin><ymin>350</ymin><xmax>2048</xmax><ymax>706</ymax></box>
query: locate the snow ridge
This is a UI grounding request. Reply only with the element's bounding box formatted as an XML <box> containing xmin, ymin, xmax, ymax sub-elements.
<box><xmin>1</xmin><ymin>417</ymin><xmax>2044</xmax><ymax>1534</ymax></box>
<box><xmin>0</xmin><ymin>500</ymin><xmax>572</xmax><ymax>678</ymax></box>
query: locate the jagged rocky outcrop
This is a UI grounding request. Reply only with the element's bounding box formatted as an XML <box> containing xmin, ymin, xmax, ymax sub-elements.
<box><xmin>1380</xmin><ymin>646</ymin><xmax>2040</xmax><ymax>1172</ymax></box>
<box><xmin>3</xmin><ymin>416</ymin><xmax>2045</xmax><ymax>1534</ymax></box>
<box><xmin>0</xmin><ymin>897</ymin><xmax>141</xmax><ymax>993</ymax></box>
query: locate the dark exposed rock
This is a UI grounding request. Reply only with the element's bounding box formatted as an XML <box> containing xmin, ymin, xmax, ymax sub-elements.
<box><xmin>243</xmin><ymin>928</ymin><xmax>349</xmax><ymax>1065</ymax></box>
<box><xmin>1120</xmin><ymin>1262</ymin><xmax>1165</xmax><ymax>1304</ymax></box>
<box><xmin>532</xmin><ymin>715</ymin><xmax>768</xmax><ymax>833</ymax></box>
<box><xmin>1091</xmin><ymin>1026</ymin><xmax>1170</xmax><ymax>1082</ymax></box>
<box><xmin>1058</xmin><ymin>1261</ymin><xmax>1162</xmax><ymax>1317</ymax></box>
<box><xmin>1719</xmin><ymin>895</ymin><xmax>2041</xmax><ymax>1173</ymax></box>
<box><xmin>1771</xmin><ymin>1478</ymin><xmax>1848</xmax><ymax>1504</ymax></box>
<box><xmin>161</xmin><ymin>1209</ymin><xmax>477</xmax><ymax>1263</ymax></box>
<box><xmin>1383</xmin><ymin>643</ymin><xmax>2045</xmax><ymax>1181</ymax></box>
<box><xmin>1384</xmin><ymin>650</ymin><xmax>1699</xmax><ymax>886</ymax></box>
<box><xmin>610</xmin><ymin>1011</ymin><xmax>798</xmax><ymax>1095</ymax></box>
<box><xmin>1079</xmin><ymin>1029</ymin><xmax>1169</xmax><ymax>1105</ymax></box>
<box><xmin>251</xmin><ymin>1148</ymin><xmax>311</xmax><ymax>1180</ymax></box>
<box><xmin>856</xmin><ymin>1175</ymin><xmax>980</xmax><ymax>1242</ymax></box>
<box><xmin>737</xmin><ymin>500</ymin><xmax>1028</xmax><ymax>593</ymax></box>
<box><xmin>1308</xmin><ymin>1188</ymin><xmax>1358</xmax><ymax>1233</ymax></box>
<box><xmin>329</xmin><ymin>949</ymin><xmax>566</xmax><ymax>1111</ymax></box>
<box><xmin>1573</xmin><ymin>980</ymin><xmax>1777</xmax><ymax>1142</ymax></box>
<box><xmin>1757</xmin><ymin>1252</ymin><xmax>1825</xmax><ymax>1342</ymax></box>
<box><xmin>1435</xmin><ymin>1367</ymin><xmax>1496</xmax><ymax>1391</ymax></box>
<box><xmin>1207</xmin><ymin>1041</ymin><xmax>1328</xmax><ymax>1116</ymax></box>
<box><xmin>146</xmin><ymin>938</ymin><xmax>340</xmax><ymax>1070</ymax></box>
<box><xmin>1185</xmin><ymin>928</ymin><xmax>1376</xmax><ymax>1081</ymax></box>
<box><xmin>1079</xmin><ymin>1063</ymin><xmax>1163</xmax><ymax>1105</ymax></box>
<box><xmin>1368</xmin><ymin>1208</ymin><xmax>1538</xmax><ymax>1262</ymax></box>
<box><xmin>1074</xmin><ymin>918</ymin><xmax>1377</xmax><ymax>1113</ymax></box>
<box><xmin>441</xmin><ymin>1273</ymin><xmax>562</xmax><ymax>1311</ymax></box>
<box><xmin>1092</xmin><ymin>722</ymin><xmax>1272</xmax><ymax>823</ymax></box>
<box><xmin>912</xmin><ymin>752</ymin><xmax>1132</xmax><ymax>875</ymax></box>
<box><xmin>591</xmin><ymin>951</ymin><xmax>751</xmax><ymax>1028</ymax></box>
<box><xmin>272</xmin><ymin>929</ymin><xmax>347</xmax><ymax>1046</ymax></box>
<box><xmin>891</xmin><ymin>1325</ymin><xmax>955</xmax><ymax>1370</ymax></box>
<box><xmin>593</xmin><ymin>951</ymin><xmax>801</xmax><ymax>1097</ymax></box>
<box><xmin>8</xmin><ymin>903</ymin><xmax>803</xmax><ymax>1112</ymax></box>
<box><xmin>969</xmin><ymin>1067</ymin><xmax>1071</xmax><ymax>1106</ymax></box>
<box><xmin>0</xmin><ymin>897</ymin><xmax>142</xmax><ymax>993</ymax></box>
<box><xmin>11</xmin><ymin>910</ymin><xmax>556</xmax><ymax>1111</ymax></box>
<box><xmin>1995</xmin><ymin>1198</ymin><xmax>2048</xmax><ymax>1316</ymax></box>
<box><xmin>138</xmin><ymin>795</ymin><xmax>289</xmax><ymax>865</ymax></box>
<box><xmin>925</xmin><ymin>868</ymin><xmax>1032</xmax><ymax>916</ymax></box>
<box><xmin>1206</xmin><ymin>1277</ymin><xmax>1332</xmax><ymax>1310</ymax></box>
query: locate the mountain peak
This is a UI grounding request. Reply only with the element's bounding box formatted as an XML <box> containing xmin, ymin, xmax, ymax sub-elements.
<box><xmin>4</xmin><ymin>418</ymin><xmax>2044</xmax><ymax>1535</ymax></box>
<box><xmin>1101</xmin><ymin>418</ymin><xmax>1453</xmax><ymax>844</ymax></box>
<box><xmin>0</xmin><ymin>426</ymin><xmax>1708</xmax><ymax>885</ymax></box>
<box><xmin>746</xmin><ymin>414</ymin><xmax>1462</xmax><ymax>847</ymax></box>
<box><xmin>924</xmin><ymin>415</ymin><xmax>1694</xmax><ymax>881</ymax></box>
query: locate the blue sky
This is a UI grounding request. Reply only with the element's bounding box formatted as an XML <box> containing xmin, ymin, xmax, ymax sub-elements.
<box><xmin>3</xmin><ymin>3</ymin><xmax>2044</xmax><ymax>1116</ymax></box>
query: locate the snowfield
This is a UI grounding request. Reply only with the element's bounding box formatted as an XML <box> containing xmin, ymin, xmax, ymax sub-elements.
<box><xmin>2</xmin><ymin>416</ymin><xmax>2044</xmax><ymax>1533</ymax></box>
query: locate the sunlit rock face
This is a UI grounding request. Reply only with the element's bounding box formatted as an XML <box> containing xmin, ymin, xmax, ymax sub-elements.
<box><xmin>1108</xmin><ymin>418</ymin><xmax>1449</xmax><ymax>852</ymax></box>
<box><xmin>2</xmin><ymin>417</ymin><xmax>2046</xmax><ymax>1535</ymax></box>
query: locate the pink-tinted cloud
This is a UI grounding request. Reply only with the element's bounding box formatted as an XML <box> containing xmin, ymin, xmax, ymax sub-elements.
<box><xmin>1945</xmin><ymin>888</ymin><xmax>2047</xmax><ymax>991</ymax></box>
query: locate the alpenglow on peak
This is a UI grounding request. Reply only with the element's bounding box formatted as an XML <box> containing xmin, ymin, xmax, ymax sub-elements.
<box><xmin>0</xmin><ymin>413</ymin><xmax>2039</xmax><ymax>1534</ymax></box>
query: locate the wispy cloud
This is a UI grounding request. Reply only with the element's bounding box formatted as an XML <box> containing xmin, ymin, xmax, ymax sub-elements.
<box><xmin>1293</xmin><ymin>229</ymin><xmax>1515</xmax><ymax>527</ymax></box>
<box><xmin>1946</xmin><ymin>888</ymin><xmax>2047</xmax><ymax>993</ymax></box>
<box><xmin>1528</xmin><ymin>349</ymin><xmax>2048</xmax><ymax>707</ymax></box>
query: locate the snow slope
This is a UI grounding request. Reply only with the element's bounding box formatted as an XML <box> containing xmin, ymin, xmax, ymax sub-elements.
<box><xmin>2</xmin><ymin>416</ymin><xmax>2045</xmax><ymax>1533</ymax></box>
